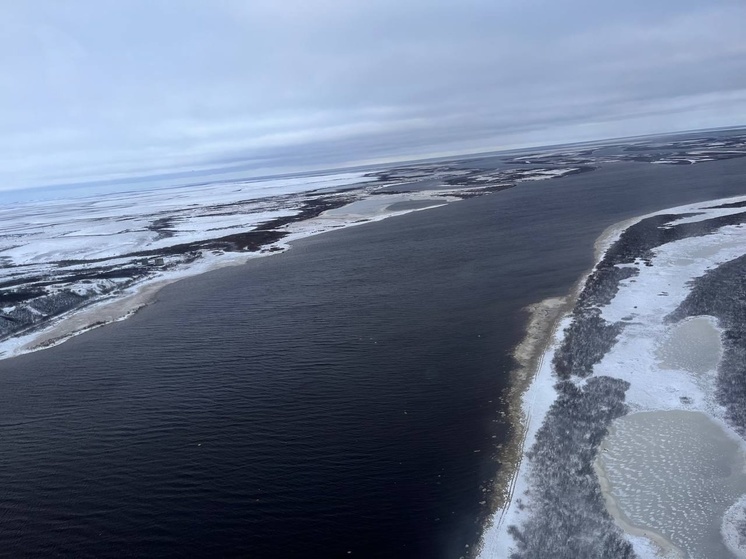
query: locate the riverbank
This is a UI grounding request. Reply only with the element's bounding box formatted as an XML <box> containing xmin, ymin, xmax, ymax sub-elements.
<box><xmin>476</xmin><ymin>211</ymin><xmax>636</xmax><ymax>558</ymax></box>
<box><xmin>478</xmin><ymin>194</ymin><xmax>746</xmax><ymax>558</ymax></box>
<box><xmin>0</xmin><ymin>193</ymin><xmax>453</xmax><ymax>362</ymax></box>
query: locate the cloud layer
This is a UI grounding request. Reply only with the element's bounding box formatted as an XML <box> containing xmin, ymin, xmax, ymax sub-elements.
<box><xmin>2</xmin><ymin>0</ymin><xmax>745</xmax><ymax>191</ymax></box>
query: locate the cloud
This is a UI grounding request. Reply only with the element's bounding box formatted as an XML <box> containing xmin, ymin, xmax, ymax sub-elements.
<box><xmin>0</xmin><ymin>0</ymin><xmax>744</xmax><ymax>192</ymax></box>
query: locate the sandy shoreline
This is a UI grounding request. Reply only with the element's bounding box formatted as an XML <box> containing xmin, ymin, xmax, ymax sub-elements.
<box><xmin>7</xmin><ymin>189</ymin><xmax>746</xmax><ymax>556</ymax></box>
<box><xmin>0</xmin><ymin>196</ymin><xmax>453</xmax><ymax>363</ymax></box>
<box><xmin>0</xmin><ymin>250</ymin><xmax>258</xmax><ymax>360</ymax></box>
<box><xmin>487</xmin><ymin>296</ymin><xmax>570</xmax><ymax>509</ymax></box>
<box><xmin>475</xmin><ymin>215</ymin><xmax>639</xmax><ymax>557</ymax></box>
<box><xmin>0</xmin><ymin>162</ymin><xmax>600</xmax><ymax>365</ymax></box>
<box><xmin>20</xmin><ymin>278</ymin><xmax>185</xmax><ymax>352</ymax></box>
<box><xmin>478</xmin><ymin>194</ymin><xmax>746</xmax><ymax>558</ymax></box>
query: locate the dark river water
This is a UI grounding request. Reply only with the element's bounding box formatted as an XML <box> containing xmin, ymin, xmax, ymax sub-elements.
<box><xmin>1</xmin><ymin>159</ymin><xmax>745</xmax><ymax>558</ymax></box>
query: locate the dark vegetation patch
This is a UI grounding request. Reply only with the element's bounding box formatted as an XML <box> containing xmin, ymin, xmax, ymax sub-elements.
<box><xmin>666</xmin><ymin>253</ymin><xmax>746</xmax><ymax>436</ymax></box>
<box><xmin>0</xmin><ymin>290</ymin><xmax>86</xmax><ymax>339</ymax></box>
<box><xmin>448</xmin><ymin>184</ymin><xmax>516</xmax><ymax>199</ymax></box>
<box><xmin>146</xmin><ymin>217</ymin><xmax>177</xmax><ymax>240</ymax></box>
<box><xmin>124</xmin><ymin>230</ymin><xmax>287</xmax><ymax>257</ymax></box>
<box><xmin>506</xmin><ymin>152</ymin><xmax>595</xmax><ymax>166</ymax></box>
<box><xmin>553</xmin><ymin>211</ymin><xmax>746</xmax><ymax>379</ymax></box>
<box><xmin>508</xmin><ymin>377</ymin><xmax>635</xmax><ymax>559</ymax></box>
<box><xmin>255</xmin><ymin>196</ymin><xmax>350</xmax><ymax>230</ymax></box>
<box><xmin>0</xmin><ymin>196</ymin><xmax>351</xmax><ymax>343</ymax></box>
<box><xmin>705</xmin><ymin>200</ymin><xmax>746</xmax><ymax>210</ymax></box>
<box><xmin>613</xmin><ymin>135</ymin><xmax>746</xmax><ymax>164</ymax></box>
<box><xmin>0</xmin><ymin>289</ymin><xmax>45</xmax><ymax>305</ymax></box>
<box><xmin>0</xmin><ymin>275</ymin><xmax>46</xmax><ymax>289</ymax></box>
<box><xmin>364</xmin><ymin>166</ymin><xmax>452</xmax><ymax>182</ymax></box>
<box><xmin>513</xmin><ymin>208</ymin><xmax>746</xmax><ymax>555</ymax></box>
<box><xmin>665</xmin><ymin>253</ymin><xmax>746</xmax><ymax>545</ymax></box>
<box><xmin>367</xmin><ymin>162</ymin><xmax>597</xmax><ymax>198</ymax></box>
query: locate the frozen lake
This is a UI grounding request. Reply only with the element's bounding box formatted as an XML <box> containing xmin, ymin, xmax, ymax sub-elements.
<box><xmin>598</xmin><ymin>410</ymin><xmax>746</xmax><ymax>558</ymax></box>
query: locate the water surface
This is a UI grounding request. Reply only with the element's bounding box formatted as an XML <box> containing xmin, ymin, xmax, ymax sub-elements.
<box><xmin>2</xmin><ymin>158</ymin><xmax>746</xmax><ymax>557</ymax></box>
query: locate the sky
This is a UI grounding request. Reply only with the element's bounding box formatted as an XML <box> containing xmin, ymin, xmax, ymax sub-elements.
<box><xmin>1</xmin><ymin>0</ymin><xmax>745</xmax><ymax>194</ymax></box>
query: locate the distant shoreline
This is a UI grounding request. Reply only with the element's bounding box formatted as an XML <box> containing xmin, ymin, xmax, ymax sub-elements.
<box><xmin>6</xmin><ymin>131</ymin><xmax>742</xmax><ymax>366</ymax></box>
<box><xmin>0</xmin><ymin>195</ymin><xmax>453</xmax><ymax>363</ymax></box>
<box><xmin>0</xmin><ymin>158</ymin><xmax>595</xmax><ymax>363</ymax></box>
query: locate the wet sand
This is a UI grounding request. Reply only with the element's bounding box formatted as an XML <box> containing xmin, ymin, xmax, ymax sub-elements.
<box><xmin>1</xmin><ymin>251</ymin><xmax>257</xmax><ymax>359</ymax></box>
<box><xmin>478</xmin><ymin>195</ymin><xmax>746</xmax><ymax>558</ymax></box>
<box><xmin>487</xmin><ymin>211</ymin><xmax>639</xmax><ymax>512</ymax></box>
<box><xmin>593</xmin><ymin>214</ymin><xmax>646</xmax><ymax>261</ymax></box>
<box><xmin>19</xmin><ymin>279</ymin><xmax>178</xmax><ymax>353</ymax></box>
<box><xmin>489</xmin><ymin>296</ymin><xmax>570</xmax><ymax>509</ymax></box>
<box><xmin>477</xmin><ymin>211</ymin><xmax>647</xmax><ymax>556</ymax></box>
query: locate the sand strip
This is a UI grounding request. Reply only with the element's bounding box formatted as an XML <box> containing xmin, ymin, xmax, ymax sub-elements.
<box><xmin>489</xmin><ymin>296</ymin><xmax>570</xmax><ymax>510</ymax></box>
<box><xmin>476</xmin><ymin>213</ymin><xmax>642</xmax><ymax>556</ymax></box>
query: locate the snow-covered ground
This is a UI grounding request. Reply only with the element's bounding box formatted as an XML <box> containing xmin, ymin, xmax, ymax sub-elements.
<box><xmin>0</xmin><ymin>170</ymin><xmax>450</xmax><ymax>358</ymax></box>
<box><xmin>477</xmin><ymin>311</ymin><xmax>574</xmax><ymax>558</ymax></box>
<box><xmin>0</xmin><ymin>171</ymin><xmax>374</xmax><ymax>264</ymax></box>
<box><xmin>479</xmin><ymin>195</ymin><xmax>746</xmax><ymax>559</ymax></box>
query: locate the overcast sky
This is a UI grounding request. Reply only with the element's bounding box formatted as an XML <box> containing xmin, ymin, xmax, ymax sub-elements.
<box><xmin>2</xmin><ymin>0</ymin><xmax>745</xmax><ymax>193</ymax></box>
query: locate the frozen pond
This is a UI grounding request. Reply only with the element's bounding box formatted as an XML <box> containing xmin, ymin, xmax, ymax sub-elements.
<box><xmin>321</xmin><ymin>195</ymin><xmax>446</xmax><ymax>219</ymax></box>
<box><xmin>598</xmin><ymin>410</ymin><xmax>746</xmax><ymax>558</ymax></box>
<box><xmin>657</xmin><ymin>316</ymin><xmax>722</xmax><ymax>374</ymax></box>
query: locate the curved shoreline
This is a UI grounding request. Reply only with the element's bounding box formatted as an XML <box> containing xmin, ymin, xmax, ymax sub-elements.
<box><xmin>477</xmin><ymin>193</ymin><xmax>746</xmax><ymax>558</ymax></box>
<box><xmin>593</xmin><ymin>455</ymin><xmax>685</xmax><ymax>559</ymax></box>
<box><xmin>475</xmin><ymin>216</ymin><xmax>627</xmax><ymax>557</ymax></box>
<box><xmin>7</xmin><ymin>182</ymin><xmax>746</xmax><ymax>555</ymax></box>
<box><xmin>0</xmin><ymin>251</ymin><xmax>256</xmax><ymax>360</ymax></box>
<box><xmin>0</xmin><ymin>197</ymin><xmax>455</xmax><ymax>363</ymax></box>
<box><xmin>0</xmin><ymin>161</ymin><xmax>595</xmax><ymax>364</ymax></box>
<box><xmin>486</xmin><ymin>296</ymin><xmax>570</xmax><ymax>512</ymax></box>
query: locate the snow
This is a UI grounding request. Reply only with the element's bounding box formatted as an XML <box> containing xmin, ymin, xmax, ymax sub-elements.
<box><xmin>477</xmin><ymin>316</ymin><xmax>567</xmax><ymax>558</ymax></box>
<box><xmin>478</xmin><ymin>195</ymin><xmax>746</xmax><ymax>558</ymax></box>
<box><xmin>0</xmin><ymin>165</ymin><xmax>471</xmax><ymax>360</ymax></box>
<box><xmin>723</xmin><ymin>496</ymin><xmax>746</xmax><ymax>558</ymax></box>
<box><xmin>515</xmin><ymin>168</ymin><xmax>579</xmax><ymax>181</ymax></box>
